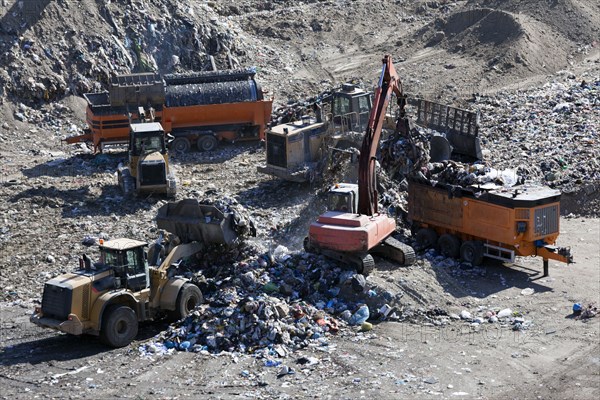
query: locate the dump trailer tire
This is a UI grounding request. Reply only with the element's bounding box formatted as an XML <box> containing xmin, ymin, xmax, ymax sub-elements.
<box><xmin>438</xmin><ymin>234</ymin><xmax>461</xmax><ymax>258</ymax></box>
<box><xmin>99</xmin><ymin>305</ymin><xmax>138</xmax><ymax>348</ymax></box>
<box><xmin>172</xmin><ymin>137</ymin><xmax>191</xmax><ymax>153</ymax></box>
<box><xmin>415</xmin><ymin>228</ymin><xmax>438</xmax><ymax>250</ymax></box>
<box><xmin>197</xmin><ymin>135</ymin><xmax>218</xmax><ymax>152</ymax></box>
<box><xmin>171</xmin><ymin>283</ymin><xmax>203</xmax><ymax>321</ymax></box>
<box><xmin>460</xmin><ymin>241</ymin><xmax>484</xmax><ymax>266</ymax></box>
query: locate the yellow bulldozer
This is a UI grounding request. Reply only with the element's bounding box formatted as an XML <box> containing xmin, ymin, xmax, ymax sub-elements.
<box><xmin>117</xmin><ymin>108</ymin><xmax>177</xmax><ymax>198</ymax></box>
<box><xmin>257</xmin><ymin>83</ymin><xmax>393</xmax><ymax>182</ymax></box>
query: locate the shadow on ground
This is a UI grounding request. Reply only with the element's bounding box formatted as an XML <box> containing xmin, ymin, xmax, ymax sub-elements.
<box><xmin>429</xmin><ymin>256</ymin><xmax>553</xmax><ymax>299</ymax></box>
<box><xmin>10</xmin><ymin>185</ymin><xmax>158</xmax><ymax>218</ymax></box>
<box><xmin>0</xmin><ymin>321</ymin><xmax>167</xmax><ymax>367</ymax></box>
<box><xmin>21</xmin><ymin>153</ymin><xmax>124</xmax><ymax>178</ymax></box>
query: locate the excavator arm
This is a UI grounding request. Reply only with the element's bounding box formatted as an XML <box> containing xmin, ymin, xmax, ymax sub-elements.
<box><xmin>358</xmin><ymin>55</ymin><xmax>407</xmax><ymax>216</ymax></box>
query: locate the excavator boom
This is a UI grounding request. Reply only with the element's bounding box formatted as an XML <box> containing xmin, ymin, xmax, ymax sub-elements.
<box><xmin>358</xmin><ymin>55</ymin><xmax>407</xmax><ymax>216</ymax></box>
<box><xmin>305</xmin><ymin>55</ymin><xmax>416</xmax><ymax>273</ymax></box>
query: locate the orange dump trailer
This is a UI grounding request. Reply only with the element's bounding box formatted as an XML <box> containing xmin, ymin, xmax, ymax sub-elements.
<box><xmin>408</xmin><ymin>179</ymin><xmax>572</xmax><ymax>275</ymax></box>
<box><xmin>66</xmin><ymin>69</ymin><xmax>273</xmax><ymax>153</ymax></box>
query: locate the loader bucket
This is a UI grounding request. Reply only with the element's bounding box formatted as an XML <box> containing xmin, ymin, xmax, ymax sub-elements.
<box><xmin>156</xmin><ymin>199</ymin><xmax>239</xmax><ymax>246</ymax></box>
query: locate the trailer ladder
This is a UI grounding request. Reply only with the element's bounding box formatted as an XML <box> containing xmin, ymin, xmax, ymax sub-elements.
<box><xmin>484</xmin><ymin>243</ymin><xmax>515</xmax><ymax>263</ymax></box>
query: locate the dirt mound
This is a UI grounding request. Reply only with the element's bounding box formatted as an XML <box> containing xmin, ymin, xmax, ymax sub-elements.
<box><xmin>0</xmin><ymin>0</ymin><xmax>266</xmax><ymax>103</ymax></box>
<box><xmin>437</xmin><ymin>9</ymin><xmax>523</xmax><ymax>46</ymax></box>
<box><xmin>470</xmin><ymin>0</ymin><xmax>600</xmax><ymax>44</ymax></box>
<box><xmin>413</xmin><ymin>8</ymin><xmax>572</xmax><ymax>79</ymax></box>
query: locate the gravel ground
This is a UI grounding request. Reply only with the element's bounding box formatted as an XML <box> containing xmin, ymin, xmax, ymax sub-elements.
<box><xmin>1</xmin><ymin>1</ymin><xmax>599</xmax><ymax>399</ymax></box>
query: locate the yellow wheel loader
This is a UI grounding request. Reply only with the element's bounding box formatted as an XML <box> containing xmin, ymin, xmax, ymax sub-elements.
<box><xmin>30</xmin><ymin>199</ymin><xmax>246</xmax><ymax>347</ymax></box>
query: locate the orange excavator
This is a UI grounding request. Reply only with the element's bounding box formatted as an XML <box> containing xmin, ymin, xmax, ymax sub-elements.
<box><xmin>304</xmin><ymin>55</ymin><xmax>415</xmax><ymax>274</ymax></box>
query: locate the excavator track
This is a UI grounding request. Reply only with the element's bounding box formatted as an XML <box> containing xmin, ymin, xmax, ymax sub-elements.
<box><xmin>305</xmin><ymin>237</ymin><xmax>376</xmax><ymax>275</ymax></box>
<box><xmin>371</xmin><ymin>236</ymin><xmax>416</xmax><ymax>266</ymax></box>
<box><xmin>347</xmin><ymin>253</ymin><xmax>374</xmax><ymax>275</ymax></box>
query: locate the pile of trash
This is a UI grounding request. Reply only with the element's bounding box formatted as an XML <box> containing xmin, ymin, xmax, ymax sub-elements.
<box><xmin>379</xmin><ymin>74</ymin><xmax>599</xmax><ymax>217</ymax></box>
<box><xmin>476</xmin><ymin>77</ymin><xmax>599</xmax><ymax>191</ymax></box>
<box><xmin>572</xmin><ymin>303</ymin><xmax>598</xmax><ymax>320</ymax></box>
<box><xmin>454</xmin><ymin>307</ymin><xmax>533</xmax><ymax>331</ymax></box>
<box><xmin>140</xmin><ymin>247</ymin><xmax>417</xmax><ymax>357</ymax></box>
<box><xmin>198</xmin><ymin>191</ymin><xmax>257</xmax><ymax>238</ymax></box>
<box><xmin>418</xmin><ymin>160</ymin><xmax>525</xmax><ymax>188</ymax></box>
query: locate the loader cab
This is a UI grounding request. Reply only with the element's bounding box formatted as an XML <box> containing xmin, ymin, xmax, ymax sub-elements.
<box><xmin>99</xmin><ymin>239</ymin><xmax>149</xmax><ymax>292</ymax></box>
<box><xmin>328</xmin><ymin>84</ymin><xmax>372</xmax><ymax>134</ymax></box>
<box><xmin>327</xmin><ymin>183</ymin><xmax>358</xmax><ymax>213</ymax></box>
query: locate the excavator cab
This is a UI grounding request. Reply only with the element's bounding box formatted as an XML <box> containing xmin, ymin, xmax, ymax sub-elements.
<box><xmin>327</xmin><ymin>183</ymin><xmax>359</xmax><ymax>213</ymax></box>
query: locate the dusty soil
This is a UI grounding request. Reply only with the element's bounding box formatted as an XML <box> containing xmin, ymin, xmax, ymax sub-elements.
<box><xmin>1</xmin><ymin>0</ymin><xmax>599</xmax><ymax>399</ymax></box>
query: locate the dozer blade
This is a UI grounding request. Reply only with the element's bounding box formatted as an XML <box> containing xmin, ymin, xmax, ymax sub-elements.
<box><xmin>370</xmin><ymin>236</ymin><xmax>416</xmax><ymax>266</ymax></box>
<box><xmin>156</xmin><ymin>199</ymin><xmax>239</xmax><ymax>246</ymax></box>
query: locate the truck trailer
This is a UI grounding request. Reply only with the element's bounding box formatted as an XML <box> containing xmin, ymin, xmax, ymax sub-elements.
<box><xmin>66</xmin><ymin>69</ymin><xmax>273</xmax><ymax>153</ymax></box>
<box><xmin>408</xmin><ymin>178</ymin><xmax>573</xmax><ymax>275</ymax></box>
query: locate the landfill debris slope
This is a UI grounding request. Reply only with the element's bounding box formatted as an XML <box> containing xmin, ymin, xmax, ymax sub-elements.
<box><xmin>1</xmin><ymin>0</ymin><xmax>598</xmax><ymax>102</ymax></box>
<box><xmin>1</xmin><ymin>0</ymin><xmax>599</xmax><ymax>400</ymax></box>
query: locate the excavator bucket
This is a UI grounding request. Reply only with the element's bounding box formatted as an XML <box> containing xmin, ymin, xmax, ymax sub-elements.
<box><xmin>156</xmin><ymin>199</ymin><xmax>239</xmax><ymax>246</ymax></box>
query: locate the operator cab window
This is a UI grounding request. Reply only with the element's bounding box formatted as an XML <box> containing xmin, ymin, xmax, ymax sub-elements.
<box><xmin>101</xmin><ymin>250</ymin><xmax>121</xmax><ymax>267</ymax></box>
<box><xmin>356</xmin><ymin>95</ymin><xmax>371</xmax><ymax>130</ymax></box>
<box><xmin>333</xmin><ymin>97</ymin><xmax>350</xmax><ymax>118</ymax></box>
<box><xmin>135</xmin><ymin>136</ymin><xmax>163</xmax><ymax>154</ymax></box>
<box><xmin>125</xmin><ymin>248</ymin><xmax>145</xmax><ymax>275</ymax></box>
<box><xmin>358</xmin><ymin>95</ymin><xmax>370</xmax><ymax>113</ymax></box>
<box><xmin>329</xmin><ymin>193</ymin><xmax>352</xmax><ymax>212</ymax></box>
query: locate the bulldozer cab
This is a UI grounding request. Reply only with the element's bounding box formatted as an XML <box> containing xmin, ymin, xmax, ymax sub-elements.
<box><xmin>99</xmin><ymin>239</ymin><xmax>149</xmax><ymax>292</ymax></box>
<box><xmin>326</xmin><ymin>84</ymin><xmax>372</xmax><ymax>135</ymax></box>
<box><xmin>129</xmin><ymin>122</ymin><xmax>166</xmax><ymax>157</ymax></box>
<box><xmin>327</xmin><ymin>183</ymin><xmax>358</xmax><ymax>213</ymax></box>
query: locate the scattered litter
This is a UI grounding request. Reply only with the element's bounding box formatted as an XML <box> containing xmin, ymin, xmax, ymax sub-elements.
<box><xmin>521</xmin><ymin>288</ymin><xmax>535</xmax><ymax>296</ymax></box>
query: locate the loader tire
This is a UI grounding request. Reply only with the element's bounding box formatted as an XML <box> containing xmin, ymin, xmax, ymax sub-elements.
<box><xmin>460</xmin><ymin>241</ymin><xmax>484</xmax><ymax>266</ymax></box>
<box><xmin>100</xmin><ymin>305</ymin><xmax>138</xmax><ymax>348</ymax></box>
<box><xmin>172</xmin><ymin>137</ymin><xmax>191</xmax><ymax>153</ymax></box>
<box><xmin>415</xmin><ymin>228</ymin><xmax>438</xmax><ymax>250</ymax></box>
<box><xmin>437</xmin><ymin>234</ymin><xmax>461</xmax><ymax>258</ymax></box>
<box><xmin>171</xmin><ymin>283</ymin><xmax>203</xmax><ymax>321</ymax></box>
<box><xmin>197</xmin><ymin>135</ymin><xmax>218</xmax><ymax>152</ymax></box>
